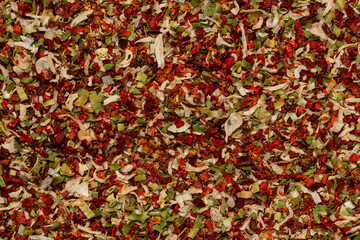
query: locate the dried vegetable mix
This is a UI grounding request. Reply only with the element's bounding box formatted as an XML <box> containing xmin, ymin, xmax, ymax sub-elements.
<box><xmin>2</xmin><ymin>0</ymin><xmax>360</xmax><ymax>239</ymax></box>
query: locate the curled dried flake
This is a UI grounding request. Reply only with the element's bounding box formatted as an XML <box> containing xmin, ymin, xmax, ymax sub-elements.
<box><xmin>294</xmin><ymin>47</ymin><xmax>305</xmax><ymax>59</ymax></box>
<box><xmin>285</xmin><ymin>11</ymin><xmax>307</xmax><ymax>20</ymax></box>
<box><xmin>266</xmin><ymin>6</ymin><xmax>279</xmax><ymax>29</ymax></box>
<box><xmin>321</xmin><ymin>0</ymin><xmax>335</xmax><ymax>16</ymax></box>
<box><xmin>165</xmin><ymin>234</ymin><xmax>179</xmax><ymax>240</ymax></box>
<box><xmin>59</xmin><ymin>114</ymin><xmax>87</xmax><ymax>131</ymax></box>
<box><xmin>205</xmin><ymin>16</ymin><xmax>221</xmax><ymax>27</ymax></box>
<box><xmin>216</xmin><ymin>33</ymin><xmax>232</xmax><ymax>47</ymax></box>
<box><xmin>39</xmin><ymin>176</ymin><xmax>53</xmax><ymax>191</ymax></box>
<box><xmin>64</xmin><ymin>199</ymin><xmax>85</xmax><ymax>207</ymax></box>
<box><xmin>65</xmin><ymin>178</ymin><xmax>81</xmax><ymax>193</ymax></box>
<box><xmin>161</xmin><ymin>17</ymin><xmax>173</xmax><ymax>34</ymax></box>
<box><xmin>185</xmin><ymin>163</ymin><xmax>209</xmax><ymax>172</ymax></box>
<box><xmin>346</xmin><ymin>98</ymin><xmax>360</xmax><ymax>103</ymax></box>
<box><xmin>118</xmin><ymin>49</ymin><xmax>134</xmax><ymax>68</ymax></box>
<box><xmin>84</xmin><ymin>54</ymin><xmax>90</xmax><ymax>75</ymax></box>
<box><xmin>1</xmin><ymin>137</ymin><xmax>16</xmax><ymax>153</ymax></box>
<box><xmin>0</xmin><ymin>64</ymin><xmax>10</xmax><ymax>99</ymax></box>
<box><xmin>9</xmin><ymin>160</ymin><xmax>29</xmax><ymax>171</ymax></box>
<box><xmin>115</xmin><ymin>170</ymin><xmax>136</xmax><ymax>182</ymax></box>
<box><xmin>232</xmin><ymin>82</ymin><xmax>249</xmax><ymax>96</ymax></box>
<box><xmin>20</xmin><ymin>36</ymin><xmax>34</xmax><ymax>48</ymax></box>
<box><xmin>148</xmin><ymin>112</ymin><xmax>164</xmax><ymax>127</ymax></box>
<box><xmin>330</xmin><ymin>109</ymin><xmax>344</xmax><ymax>132</ymax></box>
<box><xmin>298</xmin><ymin>184</ymin><xmax>322</xmax><ymax>204</ymax></box>
<box><xmin>78</xmin><ymin>163</ymin><xmax>90</xmax><ymax>176</ymax></box>
<box><xmin>19</xmin><ymin>104</ymin><xmax>27</xmax><ymax>121</ymax></box>
<box><xmin>275</xmin><ymin>202</ymin><xmax>294</xmax><ymax>229</ymax></box>
<box><xmin>306</xmin><ymin>21</ymin><xmax>335</xmax><ymax>44</ymax></box>
<box><xmin>14</xmin><ymin>53</ymin><xmax>31</xmax><ymax>72</ymax></box>
<box><xmin>77</xmin><ymin>225</ymin><xmax>102</xmax><ymax>236</ymax></box>
<box><xmin>60</xmin><ymin>67</ymin><xmax>74</xmax><ymax>80</ymax></box>
<box><xmin>154</xmin><ymin>34</ymin><xmax>165</xmax><ymax>69</ymax></box>
<box><xmin>117</xmin><ymin>185</ymin><xmax>137</xmax><ymax>197</ymax></box>
<box><xmin>29</xmin><ymin>236</ymin><xmax>52</xmax><ymax>240</ymax></box>
<box><xmin>243</xmin><ymin>105</ymin><xmax>259</xmax><ymax>116</ymax></box>
<box><xmin>253</xmin><ymin>17</ymin><xmax>264</xmax><ymax>29</ymax></box>
<box><xmin>294</xmin><ymin>65</ymin><xmax>307</xmax><ymax>78</ymax></box>
<box><xmin>135</xmin><ymin>37</ymin><xmax>154</xmax><ymax>44</ymax></box>
<box><xmin>0</xmin><ymin>202</ymin><xmax>21</xmax><ymax>211</ymax></box>
<box><xmin>103</xmin><ymin>95</ymin><xmax>120</xmax><ymax>105</ymax></box>
<box><xmin>240</xmin><ymin>217</ymin><xmax>252</xmax><ymax>231</ymax></box>
<box><xmin>264</xmin><ymin>83</ymin><xmax>288</xmax><ymax>91</ymax></box>
<box><xmin>156</xmin><ymin>91</ymin><xmax>165</xmax><ymax>102</ymax></box>
<box><xmin>240</xmin><ymin>9</ymin><xmax>271</xmax><ymax>17</ymax></box>
<box><xmin>270</xmin><ymin>163</ymin><xmax>284</xmax><ymax>175</ymax></box>
<box><xmin>339</xmin><ymin>125</ymin><xmax>355</xmax><ymax>138</ymax></box>
<box><xmin>290</xmin><ymin>189</ymin><xmax>300</xmax><ymax>199</ymax></box>
<box><xmin>70</xmin><ymin>10</ymin><xmax>93</xmax><ymax>27</ymax></box>
<box><xmin>43</xmin><ymin>27</ymin><xmax>57</xmax><ymax>40</ymax></box>
<box><xmin>65</xmin><ymin>93</ymin><xmax>78</xmax><ymax>111</ymax></box>
<box><xmin>189</xmin><ymin>187</ymin><xmax>203</xmax><ymax>194</ymax></box>
<box><xmin>280</xmin><ymin>152</ymin><xmax>297</xmax><ymax>162</ymax></box>
<box><xmin>25</xmin><ymin>10</ymin><xmax>51</xmax><ymax>24</ymax></box>
<box><xmin>176</xmin><ymin>191</ymin><xmax>192</xmax><ymax>208</ymax></box>
<box><xmin>224</xmin><ymin>112</ymin><xmax>243</xmax><ymax>143</ymax></box>
<box><xmin>168</xmin><ymin>122</ymin><xmax>191</xmax><ymax>133</ymax></box>
<box><xmin>93</xmin><ymin>169</ymin><xmax>107</xmax><ymax>183</ymax></box>
<box><xmin>239</xmin><ymin>22</ymin><xmax>248</xmax><ymax>58</ymax></box>
<box><xmin>18</xmin><ymin>18</ymin><xmax>37</xmax><ymax>33</ymax></box>
<box><xmin>210</xmin><ymin>208</ymin><xmax>224</xmax><ymax>222</ymax></box>
<box><xmin>231</xmin><ymin>1</ymin><xmax>240</xmax><ymax>15</ymax></box>
<box><xmin>9</xmin><ymin>188</ymin><xmax>23</xmax><ymax>198</ymax></box>
<box><xmin>226</xmin><ymin>196</ymin><xmax>236</xmax><ymax>208</ymax></box>
<box><xmin>335</xmin><ymin>218</ymin><xmax>357</xmax><ymax>227</ymax></box>
<box><xmin>180</xmin><ymin>103</ymin><xmax>192</xmax><ymax>118</ymax></box>
<box><xmin>0</xmin><ymin>64</ymin><xmax>9</xmax><ymax>81</ymax></box>
<box><xmin>335</xmin><ymin>43</ymin><xmax>358</xmax><ymax>59</ymax></box>
<box><xmin>153</xmin><ymin>1</ymin><xmax>166</xmax><ymax>13</ymax></box>
<box><xmin>122</xmin><ymin>164</ymin><xmax>133</xmax><ymax>173</ymax></box>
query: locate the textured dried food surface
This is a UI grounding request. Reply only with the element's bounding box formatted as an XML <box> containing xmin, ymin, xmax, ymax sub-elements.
<box><xmin>1</xmin><ymin>0</ymin><xmax>360</xmax><ymax>239</ymax></box>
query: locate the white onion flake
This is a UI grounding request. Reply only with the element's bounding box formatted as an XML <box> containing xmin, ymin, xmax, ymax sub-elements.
<box><xmin>224</xmin><ymin>112</ymin><xmax>243</xmax><ymax>143</ymax></box>
<box><xmin>168</xmin><ymin>122</ymin><xmax>191</xmax><ymax>133</ymax></box>
<box><xmin>35</xmin><ymin>56</ymin><xmax>56</xmax><ymax>74</ymax></box>
<box><xmin>70</xmin><ymin>10</ymin><xmax>93</xmax><ymax>27</ymax></box>
<box><xmin>154</xmin><ymin>34</ymin><xmax>165</xmax><ymax>69</ymax></box>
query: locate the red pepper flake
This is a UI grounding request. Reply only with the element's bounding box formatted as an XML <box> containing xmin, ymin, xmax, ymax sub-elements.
<box><xmin>72</xmin><ymin>231</ymin><xmax>82</xmax><ymax>238</ymax></box>
<box><xmin>173</xmin><ymin>118</ymin><xmax>185</xmax><ymax>128</ymax></box>
<box><xmin>40</xmin><ymin>69</ymin><xmax>53</xmax><ymax>81</ymax></box>
<box><xmin>350</xmin><ymin>153</ymin><xmax>360</xmax><ymax>162</ymax></box>
<box><xmin>149</xmin><ymin>18</ymin><xmax>158</xmax><ymax>29</ymax></box>
<box><xmin>13</xmin><ymin>25</ymin><xmax>22</xmax><ymax>34</ymax></box>
<box><xmin>294</xmin><ymin>19</ymin><xmax>305</xmax><ymax>46</ymax></box>
<box><xmin>190</xmin><ymin>45</ymin><xmax>202</xmax><ymax>55</ymax></box>
<box><xmin>222</xmin><ymin>57</ymin><xmax>235</xmax><ymax>69</ymax></box>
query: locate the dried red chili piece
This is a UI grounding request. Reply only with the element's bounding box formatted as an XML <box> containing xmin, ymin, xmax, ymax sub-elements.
<box><xmin>13</xmin><ymin>25</ymin><xmax>22</xmax><ymax>34</ymax></box>
<box><xmin>294</xmin><ymin>19</ymin><xmax>305</xmax><ymax>46</ymax></box>
<box><xmin>69</xmin><ymin>2</ymin><xmax>83</xmax><ymax>16</ymax></box>
<box><xmin>39</xmin><ymin>69</ymin><xmax>53</xmax><ymax>81</ymax></box>
<box><xmin>222</xmin><ymin>57</ymin><xmax>235</xmax><ymax>69</ymax></box>
<box><xmin>190</xmin><ymin>45</ymin><xmax>202</xmax><ymax>55</ymax></box>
